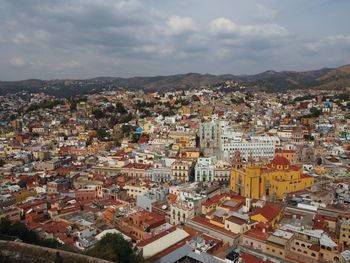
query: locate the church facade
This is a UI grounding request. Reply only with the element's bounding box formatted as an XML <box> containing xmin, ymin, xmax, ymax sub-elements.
<box><xmin>230</xmin><ymin>152</ymin><xmax>314</xmax><ymax>200</ymax></box>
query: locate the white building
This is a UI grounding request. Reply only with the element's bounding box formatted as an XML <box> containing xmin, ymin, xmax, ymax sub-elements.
<box><xmin>194</xmin><ymin>157</ymin><xmax>215</xmax><ymax>182</ymax></box>
<box><xmin>221</xmin><ymin>136</ymin><xmax>279</xmax><ymax>161</ymax></box>
<box><xmin>200</xmin><ymin>119</ymin><xmax>279</xmax><ymax>161</ymax></box>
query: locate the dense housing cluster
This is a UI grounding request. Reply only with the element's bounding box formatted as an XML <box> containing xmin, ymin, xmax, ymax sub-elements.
<box><xmin>0</xmin><ymin>86</ymin><xmax>349</xmax><ymax>263</ymax></box>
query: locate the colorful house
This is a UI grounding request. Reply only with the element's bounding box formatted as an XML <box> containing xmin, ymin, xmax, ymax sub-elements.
<box><xmin>231</xmin><ymin>156</ymin><xmax>314</xmax><ymax>200</ymax></box>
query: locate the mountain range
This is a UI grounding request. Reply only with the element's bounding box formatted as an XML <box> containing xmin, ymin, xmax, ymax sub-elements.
<box><xmin>1</xmin><ymin>64</ymin><xmax>350</xmax><ymax>97</ymax></box>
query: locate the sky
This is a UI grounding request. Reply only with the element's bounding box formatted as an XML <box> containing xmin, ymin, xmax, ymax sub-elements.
<box><xmin>1</xmin><ymin>0</ymin><xmax>350</xmax><ymax>80</ymax></box>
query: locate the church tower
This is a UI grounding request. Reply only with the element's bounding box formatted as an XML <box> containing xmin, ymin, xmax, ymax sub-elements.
<box><xmin>231</xmin><ymin>150</ymin><xmax>243</xmax><ymax>169</ymax></box>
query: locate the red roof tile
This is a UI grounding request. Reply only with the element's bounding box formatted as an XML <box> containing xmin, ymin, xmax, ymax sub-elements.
<box><xmin>251</xmin><ymin>202</ymin><xmax>283</xmax><ymax>222</ymax></box>
<box><xmin>190</xmin><ymin>216</ymin><xmax>236</xmax><ymax>237</ymax></box>
<box><xmin>240</xmin><ymin>253</ymin><xmax>273</xmax><ymax>263</ymax></box>
<box><xmin>271</xmin><ymin>156</ymin><xmax>290</xmax><ymax>166</ymax></box>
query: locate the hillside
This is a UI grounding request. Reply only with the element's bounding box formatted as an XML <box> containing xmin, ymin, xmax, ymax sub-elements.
<box><xmin>0</xmin><ymin>64</ymin><xmax>349</xmax><ymax>97</ymax></box>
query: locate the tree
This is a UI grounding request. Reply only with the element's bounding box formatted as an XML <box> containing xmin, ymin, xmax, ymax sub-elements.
<box><xmin>106</xmin><ymin>105</ymin><xmax>115</xmax><ymax>113</ymax></box>
<box><xmin>0</xmin><ymin>218</ymin><xmax>60</xmax><ymax>249</ymax></box>
<box><xmin>161</xmin><ymin>110</ymin><xmax>175</xmax><ymax>117</ymax></box>
<box><xmin>121</xmin><ymin>125</ymin><xmax>134</xmax><ymax>135</ymax></box>
<box><xmin>87</xmin><ymin>233</ymin><xmax>145</xmax><ymax>263</ymax></box>
<box><xmin>192</xmin><ymin>95</ymin><xmax>200</xmax><ymax>101</ymax></box>
<box><xmin>304</xmin><ymin>134</ymin><xmax>314</xmax><ymax>141</ymax></box>
<box><xmin>131</xmin><ymin>133</ymin><xmax>140</xmax><ymax>143</ymax></box>
<box><xmin>119</xmin><ymin>114</ymin><xmax>133</xmax><ymax>124</ymax></box>
<box><xmin>0</xmin><ymin>217</ymin><xmax>11</xmax><ymax>235</ymax></box>
<box><xmin>115</xmin><ymin>102</ymin><xmax>127</xmax><ymax>114</ymax></box>
<box><xmin>96</xmin><ymin>129</ymin><xmax>110</xmax><ymax>141</ymax></box>
<box><xmin>70</xmin><ymin>100</ymin><xmax>77</xmax><ymax>110</ymax></box>
<box><xmin>309</xmin><ymin>107</ymin><xmax>321</xmax><ymax>117</ymax></box>
<box><xmin>54</xmin><ymin>252</ymin><xmax>63</xmax><ymax>263</ymax></box>
<box><xmin>195</xmin><ymin>134</ymin><xmax>200</xmax><ymax>148</ymax></box>
<box><xmin>93</xmin><ymin>109</ymin><xmax>106</xmax><ymax>119</ymax></box>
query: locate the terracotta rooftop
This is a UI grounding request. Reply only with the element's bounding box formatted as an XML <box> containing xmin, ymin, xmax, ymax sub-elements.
<box><xmin>226</xmin><ymin>216</ymin><xmax>248</xmax><ymax>225</ymax></box>
<box><xmin>240</xmin><ymin>253</ymin><xmax>273</xmax><ymax>263</ymax></box>
<box><xmin>190</xmin><ymin>216</ymin><xmax>236</xmax><ymax>238</ymax></box>
<box><xmin>271</xmin><ymin>156</ymin><xmax>290</xmax><ymax>166</ymax></box>
<box><xmin>251</xmin><ymin>202</ymin><xmax>283</xmax><ymax>222</ymax></box>
<box><xmin>275</xmin><ymin>149</ymin><xmax>295</xmax><ymax>154</ymax></box>
<box><xmin>244</xmin><ymin>226</ymin><xmax>270</xmax><ymax>242</ymax></box>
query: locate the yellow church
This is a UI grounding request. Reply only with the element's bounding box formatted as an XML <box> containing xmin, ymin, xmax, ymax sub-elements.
<box><xmin>230</xmin><ymin>152</ymin><xmax>314</xmax><ymax>200</ymax></box>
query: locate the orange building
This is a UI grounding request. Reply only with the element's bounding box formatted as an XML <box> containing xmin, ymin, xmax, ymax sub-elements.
<box><xmin>275</xmin><ymin>149</ymin><xmax>296</xmax><ymax>164</ymax></box>
<box><xmin>117</xmin><ymin>210</ymin><xmax>166</xmax><ymax>241</ymax></box>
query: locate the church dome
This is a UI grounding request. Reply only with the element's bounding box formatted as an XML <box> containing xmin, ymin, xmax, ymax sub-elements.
<box><xmin>271</xmin><ymin>156</ymin><xmax>290</xmax><ymax>166</ymax></box>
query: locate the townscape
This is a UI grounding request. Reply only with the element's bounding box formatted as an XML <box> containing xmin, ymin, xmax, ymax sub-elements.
<box><xmin>0</xmin><ymin>83</ymin><xmax>349</xmax><ymax>263</ymax></box>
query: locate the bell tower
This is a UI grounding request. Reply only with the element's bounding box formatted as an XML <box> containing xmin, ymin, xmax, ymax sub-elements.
<box><xmin>231</xmin><ymin>150</ymin><xmax>243</xmax><ymax>169</ymax></box>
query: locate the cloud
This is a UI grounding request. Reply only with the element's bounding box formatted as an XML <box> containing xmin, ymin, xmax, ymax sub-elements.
<box><xmin>306</xmin><ymin>34</ymin><xmax>350</xmax><ymax>51</ymax></box>
<box><xmin>60</xmin><ymin>60</ymin><xmax>81</xmax><ymax>69</ymax></box>
<box><xmin>256</xmin><ymin>4</ymin><xmax>278</xmax><ymax>20</ymax></box>
<box><xmin>0</xmin><ymin>0</ymin><xmax>349</xmax><ymax>79</ymax></box>
<box><xmin>209</xmin><ymin>18</ymin><xmax>238</xmax><ymax>35</ymax></box>
<box><xmin>131</xmin><ymin>45</ymin><xmax>174</xmax><ymax>57</ymax></box>
<box><xmin>9</xmin><ymin>57</ymin><xmax>26</xmax><ymax>66</ymax></box>
<box><xmin>12</xmin><ymin>33</ymin><xmax>29</xmax><ymax>44</ymax></box>
<box><xmin>210</xmin><ymin>17</ymin><xmax>288</xmax><ymax>38</ymax></box>
<box><xmin>162</xmin><ymin>16</ymin><xmax>197</xmax><ymax>36</ymax></box>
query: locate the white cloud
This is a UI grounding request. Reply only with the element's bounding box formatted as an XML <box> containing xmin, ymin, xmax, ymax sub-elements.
<box><xmin>9</xmin><ymin>57</ymin><xmax>26</xmax><ymax>66</ymax></box>
<box><xmin>256</xmin><ymin>4</ymin><xmax>277</xmax><ymax>20</ymax></box>
<box><xmin>163</xmin><ymin>16</ymin><xmax>197</xmax><ymax>36</ymax></box>
<box><xmin>0</xmin><ymin>0</ymin><xmax>349</xmax><ymax>79</ymax></box>
<box><xmin>132</xmin><ymin>45</ymin><xmax>158</xmax><ymax>54</ymax></box>
<box><xmin>209</xmin><ymin>18</ymin><xmax>238</xmax><ymax>35</ymax></box>
<box><xmin>61</xmin><ymin>60</ymin><xmax>81</xmax><ymax>69</ymax></box>
<box><xmin>210</xmin><ymin>17</ymin><xmax>288</xmax><ymax>38</ymax></box>
<box><xmin>12</xmin><ymin>31</ymin><xmax>51</xmax><ymax>46</ymax></box>
<box><xmin>114</xmin><ymin>0</ymin><xmax>141</xmax><ymax>11</ymax></box>
<box><xmin>12</xmin><ymin>33</ymin><xmax>29</xmax><ymax>44</ymax></box>
<box><xmin>306</xmin><ymin>35</ymin><xmax>350</xmax><ymax>51</ymax></box>
<box><xmin>33</xmin><ymin>30</ymin><xmax>51</xmax><ymax>42</ymax></box>
<box><xmin>132</xmin><ymin>44</ymin><xmax>174</xmax><ymax>57</ymax></box>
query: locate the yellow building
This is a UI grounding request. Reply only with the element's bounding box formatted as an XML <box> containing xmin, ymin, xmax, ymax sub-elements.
<box><xmin>339</xmin><ymin>218</ymin><xmax>350</xmax><ymax>249</ymax></box>
<box><xmin>179</xmin><ymin>148</ymin><xmax>200</xmax><ymax>159</ymax></box>
<box><xmin>124</xmin><ymin>182</ymin><xmax>150</xmax><ymax>198</ymax></box>
<box><xmin>168</xmin><ymin>131</ymin><xmax>196</xmax><ymax>148</ymax></box>
<box><xmin>12</xmin><ymin>190</ymin><xmax>36</xmax><ymax>202</ymax></box>
<box><xmin>230</xmin><ymin>155</ymin><xmax>314</xmax><ymax>200</ymax></box>
<box><xmin>179</xmin><ymin>106</ymin><xmax>191</xmax><ymax>116</ymax></box>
